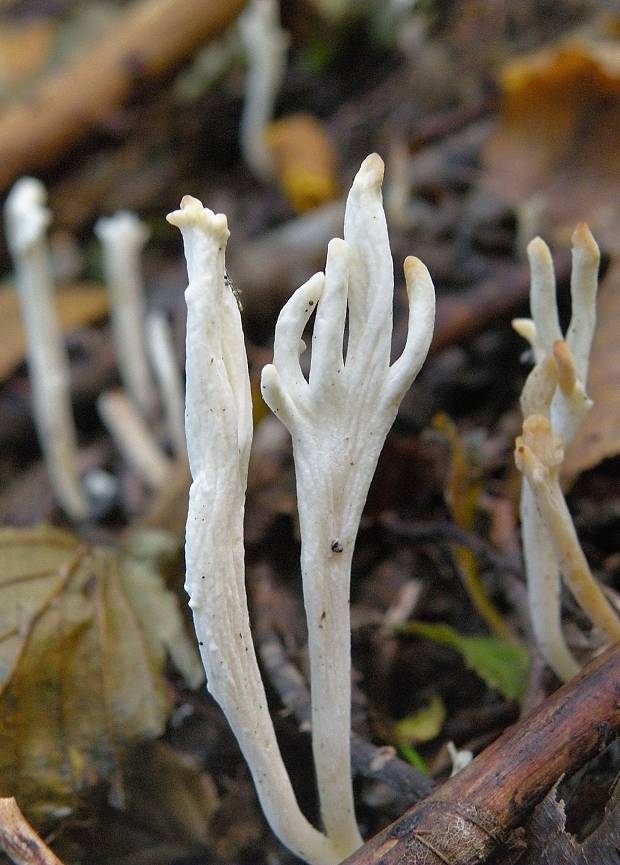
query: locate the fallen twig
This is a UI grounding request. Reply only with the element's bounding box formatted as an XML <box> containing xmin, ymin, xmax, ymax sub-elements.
<box><xmin>0</xmin><ymin>798</ymin><xmax>65</xmax><ymax>865</ymax></box>
<box><xmin>342</xmin><ymin>643</ymin><xmax>620</xmax><ymax>865</ymax></box>
<box><xmin>381</xmin><ymin>513</ymin><xmax>523</xmax><ymax>578</ymax></box>
<box><xmin>0</xmin><ymin>0</ymin><xmax>246</xmax><ymax>191</ymax></box>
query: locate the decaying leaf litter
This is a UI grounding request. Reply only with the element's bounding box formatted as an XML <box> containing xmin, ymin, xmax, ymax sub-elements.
<box><xmin>0</xmin><ymin>1</ymin><xmax>619</xmax><ymax>863</ymax></box>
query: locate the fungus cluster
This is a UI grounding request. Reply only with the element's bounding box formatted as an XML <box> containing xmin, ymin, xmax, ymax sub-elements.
<box><xmin>4</xmin><ymin>182</ymin><xmax>185</xmax><ymax>517</ymax></box>
<box><xmin>514</xmin><ymin>225</ymin><xmax>620</xmax><ymax>681</ymax></box>
<box><xmin>168</xmin><ymin>154</ymin><xmax>435</xmax><ymax>863</ymax></box>
<box><xmin>7</xmin><ymin>143</ymin><xmax>612</xmax><ymax>865</ymax></box>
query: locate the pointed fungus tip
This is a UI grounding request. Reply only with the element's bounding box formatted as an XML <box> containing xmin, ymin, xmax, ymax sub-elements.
<box><xmin>327</xmin><ymin>236</ymin><xmax>349</xmax><ymax>258</ymax></box>
<box><xmin>571</xmin><ymin>221</ymin><xmax>599</xmax><ymax>260</ymax></box>
<box><xmin>180</xmin><ymin>194</ymin><xmax>203</xmax><ymax>210</ymax></box>
<box><xmin>261</xmin><ymin>363</ymin><xmax>277</xmax><ymax>388</ymax></box>
<box><xmin>512</xmin><ymin>317</ymin><xmax>535</xmax><ymax>341</ymax></box>
<box><xmin>354</xmin><ymin>153</ymin><xmax>385</xmax><ymax>191</ymax></box>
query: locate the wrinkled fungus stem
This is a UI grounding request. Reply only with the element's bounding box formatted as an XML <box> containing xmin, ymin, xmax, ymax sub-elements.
<box><xmin>168</xmin><ymin>196</ymin><xmax>342</xmax><ymax>865</ymax></box>
<box><xmin>170</xmin><ymin>155</ymin><xmax>435</xmax><ymax>863</ymax></box>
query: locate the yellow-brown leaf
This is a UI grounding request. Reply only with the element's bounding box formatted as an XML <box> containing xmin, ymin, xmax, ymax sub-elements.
<box><xmin>483</xmin><ymin>35</ymin><xmax>620</xmax><ymax>251</ymax></box>
<box><xmin>0</xmin><ymin>526</ymin><xmax>202</xmax><ymax>825</ymax></box>
<box><xmin>0</xmin><ymin>19</ymin><xmax>56</xmax><ymax>94</ymax></box>
<box><xmin>265</xmin><ymin>113</ymin><xmax>339</xmax><ymax>213</ymax></box>
<box><xmin>0</xmin><ymin>281</ymin><xmax>108</xmax><ymax>383</ymax></box>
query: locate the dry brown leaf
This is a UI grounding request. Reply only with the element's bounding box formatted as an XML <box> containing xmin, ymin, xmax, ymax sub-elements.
<box><xmin>122</xmin><ymin>742</ymin><xmax>221</xmax><ymax>849</ymax></box>
<box><xmin>209</xmin><ymin>777</ymin><xmax>264</xmax><ymax>861</ymax></box>
<box><xmin>0</xmin><ymin>281</ymin><xmax>108</xmax><ymax>383</ymax></box>
<box><xmin>0</xmin><ymin>526</ymin><xmax>203</xmax><ymax>826</ymax></box>
<box><xmin>484</xmin><ymin>35</ymin><xmax>620</xmax><ymax>251</ymax></box>
<box><xmin>484</xmin><ymin>33</ymin><xmax>620</xmax><ymax>476</ymax></box>
<box><xmin>564</xmin><ymin>261</ymin><xmax>620</xmax><ymax>479</ymax></box>
<box><xmin>93</xmin><ymin>741</ymin><xmax>262</xmax><ymax>861</ymax></box>
<box><xmin>0</xmin><ymin>19</ymin><xmax>56</xmax><ymax>95</ymax></box>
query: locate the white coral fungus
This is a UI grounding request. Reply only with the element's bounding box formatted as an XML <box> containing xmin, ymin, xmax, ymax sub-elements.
<box><xmin>514</xmin><ymin>224</ymin><xmax>620</xmax><ymax>681</ymax></box>
<box><xmin>261</xmin><ymin>153</ymin><xmax>434</xmax><ymax>851</ymax></box>
<box><xmin>169</xmin><ymin>154</ymin><xmax>435</xmax><ymax>864</ymax></box>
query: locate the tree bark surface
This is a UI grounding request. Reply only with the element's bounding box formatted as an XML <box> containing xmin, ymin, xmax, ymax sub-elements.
<box><xmin>342</xmin><ymin>643</ymin><xmax>620</xmax><ymax>865</ymax></box>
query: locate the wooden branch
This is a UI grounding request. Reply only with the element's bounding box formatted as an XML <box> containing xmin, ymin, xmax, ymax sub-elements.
<box><xmin>342</xmin><ymin>643</ymin><xmax>620</xmax><ymax>865</ymax></box>
<box><xmin>380</xmin><ymin>514</ymin><xmax>523</xmax><ymax>578</ymax></box>
<box><xmin>0</xmin><ymin>0</ymin><xmax>246</xmax><ymax>191</ymax></box>
<box><xmin>0</xmin><ymin>798</ymin><xmax>65</xmax><ymax>865</ymax></box>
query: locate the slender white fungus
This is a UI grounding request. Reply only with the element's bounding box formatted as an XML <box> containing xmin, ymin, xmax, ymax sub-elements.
<box><xmin>514</xmin><ymin>224</ymin><xmax>620</xmax><ymax>680</ymax></box>
<box><xmin>4</xmin><ymin>178</ymin><xmax>88</xmax><ymax>521</ymax></box>
<box><xmin>95</xmin><ymin>211</ymin><xmax>156</xmax><ymax>417</ymax></box>
<box><xmin>146</xmin><ymin>311</ymin><xmax>187</xmax><ymax>457</ymax></box>
<box><xmin>261</xmin><ymin>153</ymin><xmax>435</xmax><ymax>850</ymax></box>
<box><xmin>239</xmin><ymin>0</ymin><xmax>289</xmax><ymax>182</ymax></box>
<box><xmin>167</xmin><ymin>196</ymin><xmax>343</xmax><ymax>865</ymax></box>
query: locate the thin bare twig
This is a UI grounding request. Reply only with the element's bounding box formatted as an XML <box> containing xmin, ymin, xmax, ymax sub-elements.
<box><xmin>0</xmin><ymin>798</ymin><xmax>65</xmax><ymax>865</ymax></box>
<box><xmin>342</xmin><ymin>644</ymin><xmax>620</xmax><ymax>865</ymax></box>
<box><xmin>381</xmin><ymin>514</ymin><xmax>523</xmax><ymax>578</ymax></box>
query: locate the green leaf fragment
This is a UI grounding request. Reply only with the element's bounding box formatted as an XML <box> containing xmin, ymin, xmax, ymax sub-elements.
<box><xmin>403</xmin><ymin>621</ymin><xmax>529</xmax><ymax>703</ymax></box>
<box><xmin>398</xmin><ymin>745</ymin><xmax>429</xmax><ymax>774</ymax></box>
<box><xmin>394</xmin><ymin>694</ymin><xmax>446</xmax><ymax>746</ymax></box>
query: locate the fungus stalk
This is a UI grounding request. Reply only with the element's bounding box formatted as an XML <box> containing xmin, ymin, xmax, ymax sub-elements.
<box><xmin>4</xmin><ymin>178</ymin><xmax>88</xmax><ymax>521</ymax></box>
<box><xmin>167</xmin><ymin>197</ymin><xmax>342</xmax><ymax>865</ymax></box>
<box><xmin>239</xmin><ymin>0</ymin><xmax>289</xmax><ymax>182</ymax></box>
<box><xmin>514</xmin><ymin>224</ymin><xmax>619</xmax><ymax>680</ymax></box>
<box><xmin>95</xmin><ymin>212</ymin><xmax>156</xmax><ymax>417</ymax></box>
<box><xmin>515</xmin><ymin>415</ymin><xmax>620</xmax><ymax>644</ymax></box>
<box><xmin>146</xmin><ymin>311</ymin><xmax>187</xmax><ymax>457</ymax></box>
<box><xmin>97</xmin><ymin>389</ymin><xmax>172</xmax><ymax>490</ymax></box>
<box><xmin>261</xmin><ymin>154</ymin><xmax>435</xmax><ymax>852</ymax></box>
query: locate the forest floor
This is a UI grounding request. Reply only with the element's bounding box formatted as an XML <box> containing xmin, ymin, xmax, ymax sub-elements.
<box><xmin>0</xmin><ymin>1</ymin><xmax>619</xmax><ymax>863</ymax></box>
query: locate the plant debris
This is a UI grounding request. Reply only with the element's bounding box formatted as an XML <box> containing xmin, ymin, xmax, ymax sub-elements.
<box><xmin>0</xmin><ymin>1</ymin><xmax>618</xmax><ymax>863</ymax></box>
<box><xmin>0</xmin><ymin>526</ymin><xmax>202</xmax><ymax>825</ymax></box>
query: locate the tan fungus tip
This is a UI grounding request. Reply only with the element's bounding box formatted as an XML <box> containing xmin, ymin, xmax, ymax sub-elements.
<box><xmin>571</xmin><ymin>221</ymin><xmax>599</xmax><ymax>260</ymax></box>
<box><xmin>552</xmin><ymin>340</ymin><xmax>577</xmax><ymax>395</ymax></box>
